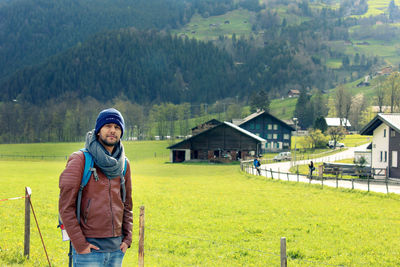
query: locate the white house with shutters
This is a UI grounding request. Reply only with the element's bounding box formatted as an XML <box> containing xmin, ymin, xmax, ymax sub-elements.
<box><xmin>360</xmin><ymin>113</ymin><xmax>400</xmax><ymax>178</ymax></box>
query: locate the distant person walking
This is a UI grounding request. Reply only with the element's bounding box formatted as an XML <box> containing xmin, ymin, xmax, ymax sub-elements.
<box><xmin>59</xmin><ymin>108</ymin><xmax>133</xmax><ymax>267</ymax></box>
<box><xmin>254</xmin><ymin>157</ymin><xmax>261</xmax><ymax>175</ymax></box>
<box><xmin>309</xmin><ymin>161</ymin><xmax>315</xmax><ymax>178</ymax></box>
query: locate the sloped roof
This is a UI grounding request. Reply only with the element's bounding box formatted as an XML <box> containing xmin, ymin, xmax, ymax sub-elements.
<box><xmin>360</xmin><ymin>113</ymin><xmax>400</xmax><ymax>135</ymax></box>
<box><xmin>191</xmin><ymin>119</ymin><xmax>221</xmax><ymax>131</ymax></box>
<box><xmin>325</xmin><ymin>117</ymin><xmax>351</xmax><ymax>127</ymax></box>
<box><xmin>224</xmin><ymin>121</ymin><xmax>266</xmax><ymax>142</ymax></box>
<box><xmin>168</xmin><ymin>121</ymin><xmax>265</xmax><ymax>149</ymax></box>
<box><xmin>237</xmin><ymin>110</ymin><xmax>295</xmax><ymax>130</ymax></box>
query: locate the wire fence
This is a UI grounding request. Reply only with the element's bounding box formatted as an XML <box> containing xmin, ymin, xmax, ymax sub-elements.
<box><xmin>241</xmin><ymin>162</ymin><xmax>400</xmax><ymax>195</ymax></box>
<box><xmin>143</xmin><ymin>224</ymin><xmax>345</xmax><ymax>266</ymax></box>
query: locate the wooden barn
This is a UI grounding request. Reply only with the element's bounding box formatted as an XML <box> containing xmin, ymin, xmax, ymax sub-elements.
<box><xmin>168</xmin><ymin>121</ymin><xmax>266</xmax><ymax>163</ymax></box>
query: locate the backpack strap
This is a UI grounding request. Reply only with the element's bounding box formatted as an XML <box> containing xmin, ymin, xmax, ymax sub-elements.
<box><xmin>76</xmin><ymin>148</ymin><xmax>94</xmax><ymax>224</ymax></box>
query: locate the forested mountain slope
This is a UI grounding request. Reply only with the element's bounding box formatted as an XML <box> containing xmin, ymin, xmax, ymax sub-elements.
<box><xmin>0</xmin><ymin>0</ymin><xmax>250</xmax><ymax>80</ymax></box>
<box><xmin>0</xmin><ymin>28</ymin><xmax>332</xmax><ymax>105</ymax></box>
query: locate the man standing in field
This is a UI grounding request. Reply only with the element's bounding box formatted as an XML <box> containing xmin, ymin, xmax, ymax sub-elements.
<box><xmin>59</xmin><ymin>108</ymin><xmax>133</xmax><ymax>267</ymax></box>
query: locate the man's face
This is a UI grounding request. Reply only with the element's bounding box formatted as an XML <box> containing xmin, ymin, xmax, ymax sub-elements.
<box><xmin>97</xmin><ymin>123</ymin><xmax>122</xmax><ymax>147</ymax></box>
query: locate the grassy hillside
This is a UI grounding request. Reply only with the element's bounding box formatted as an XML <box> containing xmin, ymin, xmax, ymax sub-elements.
<box><xmin>171</xmin><ymin>9</ymin><xmax>256</xmax><ymax>40</ymax></box>
<box><xmin>363</xmin><ymin>0</ymin><xmax>400</xmax><ymax>17</ymax></box>
<box><xmin>0</xmin><ymin>141</ymin><xmax>399</xmax><ymax>266</ymax></box>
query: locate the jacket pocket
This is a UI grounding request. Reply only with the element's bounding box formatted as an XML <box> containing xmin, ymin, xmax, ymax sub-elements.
<box><xmin>83</xmin><ymin>199</ymin><xmax>91</xmax><ymax>224</ymax></box>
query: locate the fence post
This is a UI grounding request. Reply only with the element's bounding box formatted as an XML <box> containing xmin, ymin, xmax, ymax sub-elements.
<box><xmin>287</xmin><ymin>172</ymin><xmax>289</xmax><ymax>181</ymax></box>
<box><xmin>352</xmin><ymin>179</ymin><xmax>354</xmax><ymax>190</ymax></box>
<box><xmin>138</xmin><ymin>206</ymin><xmax>145</xmax><ymax>267</ymax></box>
<box><xmin>278</xmin><ymin>168</ymin><xmax>280</xmax><ymax>180</ymax></box>
<box><xmin>297</xmin><ymin>172</ymin><xmax>299</xmax><ymax>182</ymax></box>
<box><xmin>270</xmin><ymin>168</ymin><xmax>274</xmax><ymax>179</ymax></box>
<box><xmin>319</xmin><ymin>165</ymin><xmax>323</xmax><ymax>188</ymax></box>
<box><xmin>385</xmin><ymin>169</ymin><xmax>389</xmax><ymax>194</ymax></box>
<box><xmin>336</xmin><ymin>172</ymin><xmax>339</xmax><ymax>188</ymax></box>
<box><xmin>24</xmin><ymin>187</ymin><xmax>31</xmax><ymax>258</ymax></box>
<box><xmin>367</xmin><ymin>175</ymin><xmax>370</xmax><ymax>192</ymax></box>
<box><xmin>280</xmin><ymin>237</ymin><xmax>287</xmax><ymax>267</ymax></box>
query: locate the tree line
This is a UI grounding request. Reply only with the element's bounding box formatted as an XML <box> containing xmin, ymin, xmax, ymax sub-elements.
<box><xmin>0</xmin><ymin>96</ymin><xmax>248</xmax><ymax>143</ymax></box>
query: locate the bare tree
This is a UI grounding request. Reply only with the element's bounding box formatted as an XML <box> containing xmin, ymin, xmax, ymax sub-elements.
<box><xmin>335</xmin><ymin>84</ymin><xmax>352</xmax><ymax>129</ymax></box>
<box><xmin>374</xmin><ymin>76</ymin><xmax>386</xmax><ymax>112</ymax></box>
<box><xmin>326</xmin><ymin>126</ymin><xmax>346</xmax><ymax>147</ymax></box>
<box><xmin>384</xmin><ymin>72</ymin><xmax>400</xmax><ymax>113</ymax></box>
<box><xmin>349</xmin><ymin>93</ymin><xmax>367</xmax><ymax>131</ymax></box>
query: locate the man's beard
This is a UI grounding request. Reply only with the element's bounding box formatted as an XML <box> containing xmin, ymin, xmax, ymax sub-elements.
<box><xmin>100</xmin><ymin>136</ymin><xmax>119</xmax><ymax>147</ymax></box>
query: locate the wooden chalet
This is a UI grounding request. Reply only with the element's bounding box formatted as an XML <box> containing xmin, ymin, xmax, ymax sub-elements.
<box><xmin>235</xmin><ymin>110</ymin><xmax>295</xmax><ymax>151</ymax></box>
<box><xmin>287</xmin><ymin>89</ymin><xmax>300</xmax><ymax>98</ymax></box>
<box><xmin>168</xmin><ymin>121</ymin><xmax>265</xmax><ymax>163</ymax></box>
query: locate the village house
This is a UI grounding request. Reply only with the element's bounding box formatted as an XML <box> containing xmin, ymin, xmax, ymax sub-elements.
<box><xmin>234</xmin><ymin>110</ymin><xmax>295</xmax><ymax>151</ymax></box>
<box><xmin>168</xmin><ymin>121</ymin><xmax>265</xmax><ymax>163</ymax></box>
<box><xmin>375</xmin><ymin>66</ymin><xmax>393</xmax><ymax>76</ymax></box>
<box><xmin>287</xmin><ymin>89</ymin><xmax>300</xmax><ymax>98</ymax></box>
<box><xmin>325</xmin><ymin>117</ymin><xmax>351</xmax><ymax>128</ymax></box>
<box><xmin>360</xmin><ymin>113</ymin><xmax>400</xmax><ymax>178</ymax></box>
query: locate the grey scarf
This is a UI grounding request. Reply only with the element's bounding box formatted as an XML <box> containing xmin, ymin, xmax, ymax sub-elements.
<box><xmin>85</xmin><ymin>130</ymin><xmax>125</xmax><ymax>179</ymax></box>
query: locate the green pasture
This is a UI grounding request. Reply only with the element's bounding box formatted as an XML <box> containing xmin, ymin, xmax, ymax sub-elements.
<box><xmin>360</xmin><ymin>0</ymin><xmax>400</xmax><ymax>17</ymax></box>
<box><xmin>1</xmin><ymin>141</ymin><xmax>400</xmax><ymax>266</ymax></box>
<box><xmin>171</xmin><ymin>10</ymin><xmax>255</xmax><ymax>41</ymax></box>
<box><xmin>269</xmin><ymin>97</ymin><xmax>297</xmax><ymax>121</ymax></box>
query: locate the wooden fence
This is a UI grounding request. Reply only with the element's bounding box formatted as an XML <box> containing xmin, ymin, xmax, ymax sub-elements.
<box><xmin>241</xmin><ymin>162</ymin><xmax>400</xmax><ymax>194</ymax></box>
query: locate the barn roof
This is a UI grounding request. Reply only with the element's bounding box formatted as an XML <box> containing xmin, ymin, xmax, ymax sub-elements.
<box><xmin>360</xmin><ymin>113</ymin><xmax>400</xmax><ymax>135</ymax></box>
<box><xmin>191</xmin><ymin>119</ymin><xmax>221</xmax><ymax>131</ymax></box>
<box><xmin>237</xmin><ymin>110</ymin><xmax>295</xmax><ymax>130</ymax></box>
<box><xmin>168</xmin><ymin>121</ymin><xmax>265</xmax><ymax>149</ymax></box>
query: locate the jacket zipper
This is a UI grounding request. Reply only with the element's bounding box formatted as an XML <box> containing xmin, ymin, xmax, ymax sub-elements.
<box><xmin>108</xmin><ymin>179</ymin><xmax>115</xmax><ymax>236</ymax></box>
<box><xmin>84</xmin><ymin>199</ymin><xmax>91</xmax><ymax>224</ymax></box>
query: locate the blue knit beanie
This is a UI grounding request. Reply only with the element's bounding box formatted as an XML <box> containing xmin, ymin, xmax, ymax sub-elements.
<box><xmin>95</xmin><ymin>108</ymin><xmax>125</xmax><ymax>137</ymax></box>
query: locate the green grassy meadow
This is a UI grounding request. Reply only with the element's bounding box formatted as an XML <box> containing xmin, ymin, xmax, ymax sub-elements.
<box><xmin>1</xmin><ymin>141</ymin><xmax>400</xmax><ymax>266</ymax></box>
<box><xmin>171</xmin><ymin>10</ymin><xmax>255</xmax><ymax>41</ymax></box>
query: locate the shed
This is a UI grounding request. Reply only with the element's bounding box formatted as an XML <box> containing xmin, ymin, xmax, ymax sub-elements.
<box><xmin>168</xmin><ymin>121</ymin><xmax>265</xmax><ymax>163</ymax></box>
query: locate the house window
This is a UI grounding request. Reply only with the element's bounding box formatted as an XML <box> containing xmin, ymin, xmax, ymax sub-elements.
<box><xmin>384</xmin><ymin>129</ymin><xmax>386</xmax><ymax>137</ymax></box>
<box><xmin>273</xmin><ymin>134</ymin><xmax>278</xmax><ymax>139</ymax></box>
<box><xmin>391</xmin><ymin>129</ymin><xmax>396</xmax><ymax>137</ymax></box>
<box><xmin>385</xmin><ymin>151</ymin><xmax>387</xmax><ymax>162</ymax></box>
<box><xmin>392</xmin><ymin>151</ymin><xmax>398</xmax><ymax>167</ymax></box>
<box><xmin>283</xmin><ymin>134</ymin><xmax>290</xmax><ymax>140</ymax></box>
<box><xmin>267</xmin><ymin>124</ymin><xmax>272</xmax><ymax>130</ymax></box>
<box><xmin>256</xmin><ymin>124</ymin><xmax>260</xmax><ymax>130</ymax></box>
<box><xmin>273</xmin><ymin>124</ymin><xmax>278</xmax><ymax>130</ymax></box>
<box><xmin>380</xmin><ymin>151</ymin><xmax>383</xmax><ymax>162</ymax></box>
<box><xmin>267</xmin><ymin>134</ymin><xmax>272</xmax><ymax>139</ymax></box>
<box><xmin>283</xmin><ymin>142</ymin><xmax>289</xmax><ymax>148</ymax></box>
<box><xmin>249</xmin><ymin>123</ymin><xmax>254</xmax><ymax>130</ymax></box>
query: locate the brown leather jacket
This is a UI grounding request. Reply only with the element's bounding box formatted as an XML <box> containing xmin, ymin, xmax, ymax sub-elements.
<box><xmin>59</xmin><ymin>151</ymin><xmax>133</xmax><ymax>253</ymax></box>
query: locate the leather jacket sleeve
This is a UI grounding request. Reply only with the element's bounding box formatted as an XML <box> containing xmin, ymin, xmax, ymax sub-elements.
<box><xmin>59</xmin><ymin>152</ymin><xmax>91</xmax><ymax>253</ymax></box>
<box><xmin>121</xmin><ymin>161</ymin><xmax>133</xmax><ymax>247</ymax></box>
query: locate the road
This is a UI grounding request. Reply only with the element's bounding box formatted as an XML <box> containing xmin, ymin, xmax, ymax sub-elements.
<box><xmin>247</xmin><ymin>144</ymin><xmax>400</xmax><ymax>194</ymax></box>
